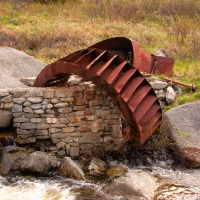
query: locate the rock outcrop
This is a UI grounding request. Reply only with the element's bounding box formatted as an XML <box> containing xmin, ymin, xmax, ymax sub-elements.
<box><xmin>160</xmin><ymin>101</ymin><xmax>200</xmax><ymax>168</ymax></box>
<box><xmin>0</xmin><ymin>47</ymin><xmax>46</xmax><ymax>88</ymax></box>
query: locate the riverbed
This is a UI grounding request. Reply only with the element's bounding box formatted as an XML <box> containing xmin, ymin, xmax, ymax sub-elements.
<box><xmin>1</xmin><ymin>164</ymin><xmax>200</xmax><ymax>200</ymax></box>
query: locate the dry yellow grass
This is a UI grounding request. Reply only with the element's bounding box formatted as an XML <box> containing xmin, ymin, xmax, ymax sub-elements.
<box><xmin>0</xmin><ymin>0</ymin><xmax>199</xmax><ymax>105</ymax></box>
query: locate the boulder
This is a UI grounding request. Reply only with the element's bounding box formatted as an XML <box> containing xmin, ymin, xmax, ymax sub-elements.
<box><xmin>0</xmin><ymin>110</ymin><xmax>12</xmax><ymax>128</ymax></box>
<box><xmin>105</xmin><ymin>170</ymin><xmax>157</xmax><ymax>200</ymax></box>
<box><xmin>0</xmin><ymin>47</ymin><xmax>46</xmax><ymax>88</ymax></box>
<box><xmin>160</xmin><ymin>101</ymin><xmax>200</xmax><ymax>168</ymax></box>
<box><xmin>8</xmin><ymin>149</ymin><xmax>28</xmax><ymax>171</ymax></box>
<box><xmin>58</xmin><ymin>157</ymin><xmax>85</xmax><ymax>180</ymax></box>
<box><xmin>20</xmin><ymin>151</ymin><xmax>57</xmax><ymax>175</ymax></box>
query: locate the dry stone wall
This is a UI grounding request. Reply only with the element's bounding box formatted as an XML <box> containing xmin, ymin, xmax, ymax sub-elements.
<box><xmin>0</xmin><ymin>83</ymin><xmax>123</xmax><ymax>158</ymax></box>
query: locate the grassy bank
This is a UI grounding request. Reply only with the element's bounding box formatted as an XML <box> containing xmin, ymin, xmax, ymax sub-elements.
<box><xmin>0</xmin><ymin>0</ymin><xmax>199</xmax><ymax>107</ymax></box>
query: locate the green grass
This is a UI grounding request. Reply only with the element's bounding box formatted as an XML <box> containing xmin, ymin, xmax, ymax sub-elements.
<box><xmin>0</xmin><ymin>0</ymin><xmax>199</xmax><ymax>107</ymax></box>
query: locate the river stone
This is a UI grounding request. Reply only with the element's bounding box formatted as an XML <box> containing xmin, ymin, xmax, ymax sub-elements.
<box><xmin>20</xmin><ymin>151</ymin><xmax>57</xmax><ymax>175</ymax></box>
<box><xmin>105</xmin><ymin>170</ymin><xmax>157</xmax><ymax>200</ymax></box>
<box><xmin>0</xmin><ymin>110</ymin><xmax>12</xmax><ymax>128</ymax></box>
<box><xmin>160</xmin><ymin>101</ymin><xmax>200</xmax><ymax>168</ymax></box>
<box><xmin>58</xmin><ymin>157</ymin><xmax>85</xmax><ymax>180</ymax></box>
<box><xmin>166</xmin><ymin>86</ymin><xmax>176</xmax><ymax>104</ymax></box>
<box><xmin>0</xmin><ymin>47</ymin><xmax>46</xmax><ymax>88</ymax></box>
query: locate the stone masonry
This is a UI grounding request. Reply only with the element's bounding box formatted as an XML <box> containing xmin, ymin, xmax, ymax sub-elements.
<box><xmin>0</xmin><ymin>83</ymin><xmax>123</xmax><ymax>158</ymax></box>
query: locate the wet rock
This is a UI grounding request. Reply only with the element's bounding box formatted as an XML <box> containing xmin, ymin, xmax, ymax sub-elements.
<box><xmin>20</xmin><ymin>151</ymin><xmax>57</xmax><ymax>175</ymax></box>
<box><xmin>0</xmin><ymin>110</ymin><xmax>12</xmax><ymax>128</ymax></box>
<box><xmin>88</xmin><ymin>157</ymin><xmax>108</xmax><ymax>176</ymax></box>
<box><xmin>105</xmin><ymin>170</ymin><xmax>157</xmax><ymax>200</ymax></box>
<box><xmin>106</xmin><ymin>164</ymin><xmax>129</xmax><ymax>177</ymax></box>
<box><xmin>0</xmin><ymin>145</ymin><xmax>16</xmax><ymax>175</ymax></box>
<box><xmin>8</xmin><ymin>150</ymin><xmax>28</xmax><ymax>171</ymax></box>
<box><xmin>160</xmin><ymin>101</ymin><xmax>200</xmax><ymax>168</ymax></box>
<box><xmin>58</xmin><ymin>157</ymin><xmax>85</xmax><ymax>180</ymax></box>
<box><xmin>166</xmin><ymin>86</ymin><xmax>176</xmax><ymax>104</ymax></box>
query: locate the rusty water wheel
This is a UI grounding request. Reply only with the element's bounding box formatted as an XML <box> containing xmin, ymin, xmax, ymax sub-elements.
<box><xmin>35</xmin><ymin>38</ymin><xmax>162</xmax><ymax>145</ymax></box>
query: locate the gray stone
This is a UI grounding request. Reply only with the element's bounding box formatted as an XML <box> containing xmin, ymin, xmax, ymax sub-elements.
<box><xmin>0</xmin><ymin>47</ymin><xmax>46</xmax><ymax>88</ymax></box>
<box><xmin>173</xmin><ymin>85</ymin><xmax>183</xmax><ymax>96</ymax></box>
<box><xmin>23</xmin><ymin>107</ymin><xmax>33</xmax><ymax>113</ymax></box>
<box><xmin>35</xmin><ymin>130</ymin><xmax>48</xmax><ymax>136</ymax></box>
<box><xmin>105</xmin><ymin>170</ymin><xmax>156</xmax><ymax>200</ymax></box>
<box><xmin>30</xmin><ymin>118</ymin><xmax>42</xmax><ymax>123</ymax></box>
<box><xmin>31</xmin><ymin>104</ymin><xmax>42</xmax><ymax>109</ymax></box>
<box><xmin>58</xmin><ymin>157</ymin><xmax>85</xmax><ymax>180</ymax></box>
<box><xmin>49</xmin><ymin>128</ymin><xmax>61</xmax><ymax>134</ymax></box>
<box><xmin>57</xmin><ymin>150</ymin><xmax>66</xmax><ymax>157</ymax></box>
<box><xmin>13</xmin><ymin>112</ymin><xmax>22</xmax><ymax>117</ymax></box>
<box><xmin>160</xmin><ymin>101</ymin><xmax>200</xmax><ymax>168</ymax></box>
<box><xmin>13</xmin><ymin>123</ymin><xmax>21</xmax><ymax>128</ymax></box>
<box><xmin>20</xmin><ymin>151</ymin><xmax>57</xmax><ymax>175</ymax></box>
<box><xmin>56</xmin><ymin>141</ymin><xmax>66</xmax><ymax>149</ymax></box>
<box><xmin>13</xmin><ymin>98</ymin><xmax>26</xmax><ymax>104</ymax></box>
<box><xmin>17</xmin><ymin>129</ymin><xmax>32</xmax><ymax>135</ymax></box>
<box><xmin>36</xmin><ymin>123</ymin><xmax>50</xmax><ymax>129</ymax></box>
<box><xmin>15</xmin><ymin>137</ymin><xmax>36</xmax><ymax>144</ymax></box>
<box><xmin>54</xmin><ymin>103</ymin><xmax>69</xmax><ymax>108</ymax></box>
<box><xmin>8</xmin><ymin>150</ymin><xmax>28</xmax><ymax>171</ymax></box>
<box><xmin>166</xmin><ymin>86</ymin><xmax>176</xmax><ymax>104</ymax></box>
<box><xmin>27</xmin><ymin>97</ymin><xmax>43</xmax><ymax>103</ymax></box>
<box><xmin>70</xmin><ymin>146</ymin><xmax>79</xmax><ymax>157</ymax></box>
<box><xmin>1</xmin><ymin>95</ymin><xmax>12</xmax><ymax>103</ymax></box>
<box><xmin>23</xmin><ymin>101</ymin><xmax>31</xmax><ymax>107</ymax></box>
<box><xmin>33</xmin><ymin>109</ymin><xmax>45</xmax><ymax>114</ymax></box>
<box><xmin>13</xmin><ymin>117</ymin><xmax>29</xmax><ymax>123</ymax></box>
<box><xmin>149</xmin><ymin>81</ymin><xmax>168</xmax><ymax>90</ymax></box>
<box><xmin>21</xmin><ymin>122</ymin><xmax>36</xmax><ymax>130</ymax></box>
<box><xmin>159</xmin><ymin>100</ymin><xmax>166</xmax><ymax>109</ymax></box>
<box><xmin>12</xmin><ymin>104</ymin><xmax>23</xmax><ymax>112</ymax></box>
<box><xmin>42</xmin><ymin>99</ymin><xmax>49</xmax><ymax>105</ymax></box>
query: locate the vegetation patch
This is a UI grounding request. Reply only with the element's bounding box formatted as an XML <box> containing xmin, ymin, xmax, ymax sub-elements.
<box><xmin>0</xmin><ymin>0</ymin><xmax>199</xmax><ymax>106</ymax></box>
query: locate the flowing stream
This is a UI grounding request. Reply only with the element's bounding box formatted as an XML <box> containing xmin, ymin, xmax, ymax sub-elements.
<box><xmin>0</xmin><ymin>134</ymin><xmax>200</xmax><ymax>199</ymax></box>
<box><xmin>0</xmin><ymin>165</ymin><xmax>200</xmax><ymax>199</ymax></box>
